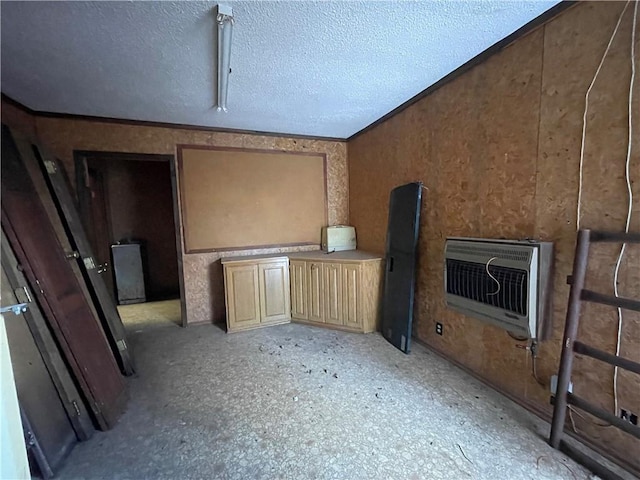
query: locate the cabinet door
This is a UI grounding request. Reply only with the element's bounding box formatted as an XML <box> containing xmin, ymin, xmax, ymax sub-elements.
<box><xmin>342</xmin><ymin>263</ymin><xmax>361</xmax><ymax>329</ymax></box>
<box><xmin>290</xmin><ymin>260</ymin><xmax>308</xmax><ymax>320</ymax></box>
<box><xmin>225</xmin><ymin>264</ymin><xmax>261</xmax><ymax>330</ymax></box>
<box><xmin>306</xmin><ymin>262</ymin><xmax>324</xmax><ymax>323</ymax></box>
<box><xmin>323</xmin><ymin>263</ymin><xmax>343</xmax><ymax>325</ymax></box>
<box><xmin>259</xmin><ymin>261</ymin><xmax>291</xmax><ymax>324</ymax></box>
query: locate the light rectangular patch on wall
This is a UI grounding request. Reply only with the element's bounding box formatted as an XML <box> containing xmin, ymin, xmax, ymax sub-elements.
<box><xmin>177</xmin><ymin>146</ymin><xmax>327</xmax><ymax>253</ymax></box>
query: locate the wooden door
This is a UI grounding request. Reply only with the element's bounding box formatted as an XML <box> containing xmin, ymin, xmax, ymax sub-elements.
<box><xmin>258</xmin><ymin>261</ymin><xmax>290</xmax><ymax>324</ymax></box>
<box><xmin>323</xmin><ymin>263</ymin><xmax>343</xmax><ymax>326</ymax></box>
<box><xmin>2</xmin><ymin>265</ymin><xmax>79</xmax><ymax>473</ymax></box>
<box><xmin>342</xmin><ymin>264</ymin><xmax>361</xmax><ymax>330</ymax></box>
<box><xmin>76</xmin><ymin>154</ymin><xmax>115</xmax><ymax>300</ymax></box>
<box><xmin>289</xmin><ymin>260</ymin><xmax>307</xmax><ymax>320</ymax></box>
<box><xmin>16</xmin><ymin>137</ymin><xmax>134</xmax><ymax>375</ymax></box>
<box><xmin>225</xmin><ymin>264</ymin><xmax>261</xmax><ymax>331</ymax></box>
<box><xmin>306</xmin><ymin>262</ymin><xmax>324</xmax><ymax>323</ymax></box>
<box><xmin>1</xmin><ymin>231</ymin><xmax>94</xmax><ymax>441</ymax></box>
<box><xmin>86</xmin><ymin>168</ymin><xmax>115</xmax><ymax>298</ymax></box>
<box><xmin>1</xmin><ymin>125</ymin><xmax>127</xmax><ymax>430</ymax></box>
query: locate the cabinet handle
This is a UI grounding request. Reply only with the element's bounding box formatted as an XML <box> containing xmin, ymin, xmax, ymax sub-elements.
<box><xmin>388</xmin><ymin>257</ymin><xmax>394</xmax><ymax>272</ymax></box>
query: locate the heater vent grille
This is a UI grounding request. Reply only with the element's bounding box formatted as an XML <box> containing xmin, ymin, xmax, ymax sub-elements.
<box><xmin>445</xmin><ymin>259</ymin><xmax>528</xmax><ymax>316</ymax></box>
<box><xmin>446</xmin><ymin>244</ymin><xmax>531</xmax><ymax>262</ymax></box>
<box><xmin>444</xmin><ymin>237</ymin><xmax>554</xmax><ymax>340</ymax></box>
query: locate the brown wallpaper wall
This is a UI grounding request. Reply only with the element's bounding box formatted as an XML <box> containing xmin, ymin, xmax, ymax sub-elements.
<box><xmin>1</xmin><ymin>101</ymin><xmax>36</xmax><ymax>137</ymax></box>
<box><xmin>1</xmin><ymin>101</ymin><xmax>348</xmax><ymax>325</ymax></box>
<box><xmin>348</xmin><ymin>2</ymin><xmax>639</xmax><ymax>469</ymax></box>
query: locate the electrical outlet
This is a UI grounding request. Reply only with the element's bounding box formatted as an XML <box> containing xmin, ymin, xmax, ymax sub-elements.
<box><xmin>620</xmin><ymin>409</ymin><xmax>638</xmax><ymax>425</ymax></box>
<box><xmin>435</xmin><ymin>322</ymin><xmax>443</xmax><ymax>336</ymax></box>
<box><xmin>550</xmin><ymin>374</ymin><xmax>573</xmax><ymax>395</ymax></box>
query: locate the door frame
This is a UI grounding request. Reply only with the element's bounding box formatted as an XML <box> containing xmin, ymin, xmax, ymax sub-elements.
<box><xmin>74</xmin><ymin>151</ymin><xmax>187</xmax><ymax>328</ymax></box>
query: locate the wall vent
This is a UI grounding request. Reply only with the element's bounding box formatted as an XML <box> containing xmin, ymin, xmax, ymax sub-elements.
<box><xmin>444</xmin><ymin>237</ymin><xmax>554</xmax><ymax>340</ymax></box>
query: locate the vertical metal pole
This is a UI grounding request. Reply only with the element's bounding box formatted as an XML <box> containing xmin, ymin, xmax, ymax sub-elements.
<box><xmin>550</xmin><ymin>229</ymin><xmax>591</xmax><ymax>448</ymax></box>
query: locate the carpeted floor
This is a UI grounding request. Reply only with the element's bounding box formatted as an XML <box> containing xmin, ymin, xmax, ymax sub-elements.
<box><xmin>57</xmin><ymin>318</ymin><xmax>613</xmax><ymax>480</ymax></box>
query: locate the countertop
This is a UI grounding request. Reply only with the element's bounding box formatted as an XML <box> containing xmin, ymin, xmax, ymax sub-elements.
<box><xmin>221</xmin><ymin>249</ymin><xmax>383</xmax><ymax>264</ymax></box>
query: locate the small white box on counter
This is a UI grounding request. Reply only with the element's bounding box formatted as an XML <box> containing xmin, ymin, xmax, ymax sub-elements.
<box><xmin>321</xmin><ymin>225</ymin><xmax>356</xmax><ymax>252</ymax></box>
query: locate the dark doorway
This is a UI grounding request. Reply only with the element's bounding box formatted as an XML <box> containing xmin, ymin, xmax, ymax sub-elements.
<box><xmin>75</xmin><ymin>152</ymin><xmax>184</xmax><ymax>326</ymax></box>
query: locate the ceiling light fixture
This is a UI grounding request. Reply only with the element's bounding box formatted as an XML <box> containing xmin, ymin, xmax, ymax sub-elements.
<box><xmin>216</xmin><ymin>4</ymin><xmax>234</xmax><ymax>112</ymax></box>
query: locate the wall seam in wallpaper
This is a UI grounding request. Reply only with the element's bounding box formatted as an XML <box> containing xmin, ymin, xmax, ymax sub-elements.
<box><xmin>345</xmin><ymin>150</ymin><xmax>350</xmax><ymax>227</ymax></box>
<box><xmin>533</xmin><ymin>23</ymin><xmax>547</xmax><ymax>242</ymax></box>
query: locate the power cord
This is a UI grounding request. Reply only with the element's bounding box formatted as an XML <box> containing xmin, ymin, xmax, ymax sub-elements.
<box><xmin>613</xmin><ymin>0</ymin><xmax>637</xmax><ymax>419</ymax></box>
<box><xmin>511</xmin><ymin>336</ymin><xmax>546</xmax><ymax>386</ymax></box>
<box><xmin>568</xmin><ymin>405</ymin><xmax>611</xmax><ymax>428</ymax></box>
<box><xmin>575</xmin><ymin>0</ymin><xmax>637</xmax><ymax>419</ymax></box>
<box><xmin>485</xmin><ymin>256</ymin><xmax>500</xmax><ymax>296</ymax></box>
<box><xmin>529</xmin><ymin>341</ymin><xmax>546</xmax><ymax>387</ymax></box>
<box><xmin>576</xmin><ymin>0</ymin><xmax>630</xmax><ymax>231</ymax></box>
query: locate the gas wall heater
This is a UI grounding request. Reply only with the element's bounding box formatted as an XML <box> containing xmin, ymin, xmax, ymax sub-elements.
<box><xmin>444</xmin><ymin>237</ymin><xmax>554</xmax><ymax>340</ymax></box>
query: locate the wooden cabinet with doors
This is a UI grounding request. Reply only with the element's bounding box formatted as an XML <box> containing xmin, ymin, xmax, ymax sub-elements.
<box><xmin>222</xmin><ymin>256</ymin><xmax>291</xmax><ymax>333</ymax></box>
<box><xmin>289</xmin><ymin>251</ymin><xmax>384</xmax><ymax>333</ymax></box>
<box><xmin>222</xmin><ymin>251</ymin><xmax>382</xmax><ymax>334</ymax></box>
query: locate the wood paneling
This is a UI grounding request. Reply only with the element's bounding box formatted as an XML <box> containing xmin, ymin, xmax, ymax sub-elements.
<box><xmin>348</xmin><ymin>2</ymin><xmax>639</xmax><ymax>470</ymax></box>
<box><xmin>0</xmin><ymin>99</ymin><xmax>37</xmax><ymax>138</ymax></box>
<box><xmin>535</xmin><ymin>2</ymin><xmax>640</xmax><ymax>459</ymax></box>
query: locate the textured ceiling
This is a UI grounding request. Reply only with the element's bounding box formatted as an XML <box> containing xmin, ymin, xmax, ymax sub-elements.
<box><xmin>1</xmin><ymin>1</ymin><xmax>559</xmax><ymax>139</ymax></box>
